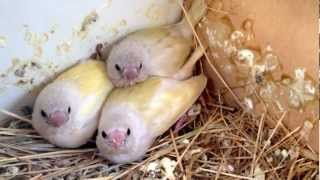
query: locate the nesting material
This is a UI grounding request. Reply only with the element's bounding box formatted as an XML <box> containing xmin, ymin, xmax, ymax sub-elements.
<box><xmin>0</xmin><ymin>0</ymin><xmax>318</xmax><ymax>179</ymax></box>
<box><xmin>0</xmin><ymin>89</ymin><xmax>318</xmax><ymax>179</ymax></box>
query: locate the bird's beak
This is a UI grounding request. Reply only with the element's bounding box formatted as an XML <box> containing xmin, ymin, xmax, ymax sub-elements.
<box><xmin>48</xmin><ymin>111</ymin><xmax>69</xmax><ymax>127</ymax></box>
<box><xmin>109</xmin><ymin>130</ymin><xmax>126</xmax><ymax>148</ymax></box>
<box><xmin>123</xmin><ymin>67</ymin><xmax>139</xmax><ymax>81</ymax></box>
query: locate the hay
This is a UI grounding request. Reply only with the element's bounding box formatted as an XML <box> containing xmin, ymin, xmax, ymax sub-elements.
<box><xmin>0</xmin><ymin>90</ymin><xmax>318</xmax><ymax>179</ymax></box>
<box><xmin>0</xmin><ymin>0</ymin><xmax>318</xmax><ymax>179</ymax></box>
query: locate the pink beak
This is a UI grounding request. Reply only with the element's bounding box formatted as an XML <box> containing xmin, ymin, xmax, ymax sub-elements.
<box><xmin>109</xmin><ymin>130</ymin><xmax>126</xmax><ymax>148</ymax></box>
<box><xmin>48</xmin><ymin>111</ymin><xmax>68</xmax><ymax>127</ymax></box>
<box><xmin>123</xmin><ymin>68</ymin><xmax>138</xmax><ymax>81</ymax></box>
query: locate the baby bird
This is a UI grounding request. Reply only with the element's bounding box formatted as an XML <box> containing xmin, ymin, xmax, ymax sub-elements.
<box><xmin>32</xmin><ymin>60</ymin><xmax>113</xmax><ymax>148</ymax></box>
<box><xmin>96</xmin><ymin>74</ymin><xmax>207</xmax><ymax>163</ymax></box>
<box><xmin>105</xmin><ymin>0</ymin><xmax>207</xmax><ymax>87</ymax></box>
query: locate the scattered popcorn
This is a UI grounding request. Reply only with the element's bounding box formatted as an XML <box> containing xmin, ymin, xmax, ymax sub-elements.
<box><xmin>237</xmin><ymin>49</ymin><xmax>255</xmax><ymax>66</ymax></box>
<box><xmin>227</xmin><ymin>164</ymin><xmax>234</xmax><ymax>172</ymax></box>
<box><xmin>281</xmin><ymin>149</ymin><xmax>289</xmax><ymax>159</ymax></box>
<box><xmin>6</xmin><ymin>166</ymin><xmax>19</xmax><ymax>176</ymax></box>
<box><xmin>275</xmin><ymin>149</ymin><xmax>281</xmax><ymax>156</ymax></box>
<box><xmin>182</xmin><ymin>139</ymin><xmax>190</xmax><ymax>144</ymax></box>
<box><xmin>253</xmin><ymin>166</ymin><xmax>265</xmax><ymax>180</ymax></box>
<box><xmin>266</xmin><ymin>157</ymin><xmax>273</xmax><ymax>163</ymax></box>
<box><xmin>140</xmin><ymin>160</ymin><xmax>161</xmax><ymax>178</ymax></box>
<box><xmin>243</xmin><ymin>97</ymin><xmax>254</xmax><ymax>111</ymax></box>
<box><xmin>147</xmin><ymin>160</ymin><xmax>160</xmax><ymax>172</ymax></box>
<box><xmin>160</xmin><ymin>157</ymin><xmax>177</xmax><ymax>180</ymax></box>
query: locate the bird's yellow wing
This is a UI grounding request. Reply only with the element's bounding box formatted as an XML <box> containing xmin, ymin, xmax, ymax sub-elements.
<box><xmin>107</xmin><ymin>74</ymin><xmax>207</xmax><ymax>136</ymax></box>
<box><xmin>56</xmin><ymin>60</ymin><xmax>114</xmax><ymax>116</ymax></box>
<box><xmin>127</xmin><ymin>26</ymin><xmax>192</xmax><ymax>76</ymax></box>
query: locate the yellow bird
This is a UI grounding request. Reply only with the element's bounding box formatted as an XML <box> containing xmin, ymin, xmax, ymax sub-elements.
<box><xmin>32</xmin><ymin>60</ymin><xmax>113</xmax><ymax>148</ymax></box>
<box><xmin>105</xmin><ymin>0</ymin><xmax>207</xmax><ymax>87</ymax></box>
<box><xmin>96</xmin><ymin>74</ymin><xmax>207</xmax><ymax>163</ymax></box>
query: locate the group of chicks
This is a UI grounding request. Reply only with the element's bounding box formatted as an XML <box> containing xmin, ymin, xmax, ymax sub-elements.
<box><xmin>32</xmin><ymin>0</ymin><xmax>207</xmax><ymax>164</ymax></box>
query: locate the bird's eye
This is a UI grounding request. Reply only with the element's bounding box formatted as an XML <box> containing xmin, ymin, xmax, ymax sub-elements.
<box><xmin>139</xmin><ymin>63</ymin><xmax>142</xmax><ymax>69</ymax></box>
<box><xmin>101</xmin><ymin>131</ymin><xmax>107</xmax><ymax>138</ymax></box>
<box><xmin>40</xmin><ymin>110</ymin><xmax>47</xmax><ymax>118</ymax></box>
<box><xmin>115</xmin><ymin>64</ymin><xmax>121</xmax><ymax>71</ymax></box>
<box><xmin>67</xmin><ymin>106</ymin><xmax>71</xmax><ymax>114</ymax></box>
<box><xmin>127</xmin><ymin>128</ymin><xmax>131</xmax><ymax>136</ymax></box>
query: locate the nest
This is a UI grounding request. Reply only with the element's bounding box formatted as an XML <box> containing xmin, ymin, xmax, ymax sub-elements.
<box><xmin>0</xmin><ymin>91</ymin><xmax>319</xmax><ymax>180</ymax></box>
<box><xmin>0</xmin><ymin>1</ymin><xmax>318</xmax><ymax>179</ymax></box>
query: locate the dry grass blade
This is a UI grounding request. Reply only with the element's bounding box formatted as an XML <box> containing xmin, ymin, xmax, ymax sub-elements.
<box><xmin>170</xmin><ymin>130</ymin><xmax>185</xmax><ymax>174</ymax></box>
<box><xmin>0</xmin><ymin>109</ymin><xmax>32</xmax><ymax>124</ymax></box>
<box><xmin>0</xmin><ymin>149</ymin><xmax>95</xmax><ymax>164</ymax></box>
<box><xmin>250</xmin><ymin>113</ymin><xmax>265</xmax><ymax>176</ymax></box>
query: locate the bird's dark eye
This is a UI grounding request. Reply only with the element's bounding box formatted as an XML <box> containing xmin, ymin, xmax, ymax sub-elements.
<box><xmin>40</xmin><ymin>110</ymin><xmax>47</xmax><ymax>118</ymax></box>
<box><xmin>115</xmin><ymin>64</ymin><xmax>121</xmax><ymax>71</ymax></box>
<box><xmin>67</xmin><ymin>106</ymin><xmax>71</xmax><ymax>114</ymax></box>
<box><xmin>139</xmin><ymin>63</ymin><xmax>142</xmax><ymax>69</ymax></box>
<box><xmin>127</xmin><ymin>128</ymin><xmax>131</xmax><ymax>136</ymax></box>
<box><xmin>101</xmin><ymin>131</ymin><xmax>107</xmax><ymax>138</ymax></box>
